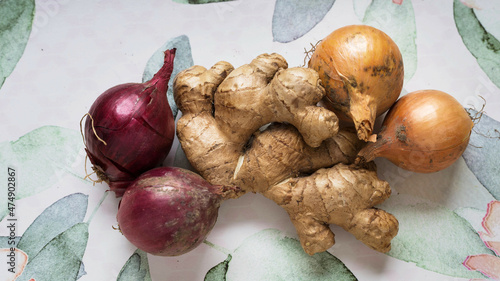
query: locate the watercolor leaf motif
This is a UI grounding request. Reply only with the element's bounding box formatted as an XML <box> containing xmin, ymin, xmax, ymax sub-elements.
<box><xmin>17</xmin><ymin>222</ymin><xmax>89</xmax><ymax>281</ymax></box>
<box><xmin>205</xmin><ymin>229</ymin><xmax>357</xmax><ymax>281</ymax></box>
<box><xmin>205</xmin><ymin>255</ymin><xmax>232</xmax><ymax>281</ymax></box>
<box><xmin>454</xmin><ymin>0</ymin><xmax>500</xmax><ymax>89</ymax></box>
<box><xmin>272</xmin><ymin>0</ymin><xmax>336</xmax><ymax>43</ymax></box>
<box><xmin>117</xmin><ymin>249</ymin><xmax>152</xmax><ymax>281</ymax></box>
<box><xmin>353</xmin><ymin>0</ymin><xmax>417</xmax><ymax>82</ymax></box>
<box><xmin>0</xmin><ymin>126</ymin><xmax>84</xmax><ymax>221</ymax></box>
<box><xmin>462</xmin><ymin>110</ymin><xmax>500</xmax><ymax>199</ymax></box>
<box><xmin>463</xmin><ymin>201</ymin><xmax>500</xmax><ymax>279</ymax></box>
<box><xmin>0</xmin><ymin>0</ymin><xmax>35</xmax><ymax>90</ymax></box>
<box><xmin>142</xmin><ymin>35</ymin><xmax>194</xmax><ymax>119</ymax></box>
<box><xmin>0</xmin><ymin>193</ymin><xmax>89</xmax><ymax>281</ymax></box>
<box><xmin>16</xmin><ymin>193</ymin><xmax>88</xmax><ymax>260</ymax></box>
<box><xmin>172</xmin><ymin>0</ymin><xmax>234</xmax><ymax>5</ymax></box>
<box><xmin>381</xmin><ymin>195</ymin><xmax>494</xmax><ymax>279</ymax></box>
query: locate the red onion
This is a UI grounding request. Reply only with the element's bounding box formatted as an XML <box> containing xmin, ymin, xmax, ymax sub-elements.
<box><xmin>116</xmin><ymin>167</ymin><xmax>239</xmax><ymax>256</ymax></box>
<box><xmin>83</xmin><ymin>49</ymin><xmax>176</xmax><ymax>197</ymax></box>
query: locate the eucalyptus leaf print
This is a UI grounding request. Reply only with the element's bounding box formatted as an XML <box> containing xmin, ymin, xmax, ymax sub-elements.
<box><xmin>0</xmin><ymin>0</ymin><xmax>35</xmax><ymax>89</ymax></box>
<box><xmin>10</xmin><ymin>192</ymin><xmax>107</xmax><ymax>281</ymax></box>
<box><xmin>0</xmin><ymin>126</ymin><xmax>84</xmax><ymax>221</ymax></box>
<box><xmin>382</xmin><ymin>195</ymin><xmax>493</xmax><ymax>279</ymax></box>
<box><xmin>454</xmin><ymin>0</ymin><xmax>500</xmax><ymax>89</ymax></box>
<box><xmin>354</xmin><ymin>0</ymin><xmax>417</xmax><ymax>81</ymax></box>
<box><xmin>142</xmin><ymin>35</ymin><xmax>194</xmax><ymax>119</ymax></box>
<box><xmin>462</xmin><ymin>110</ymin><xmax>500</xmax><ymax>199</ymax></box>
<box><xmin>206</xmin><ymin>229</ymin><xmax>357</xmax><ymax>281</ymax></box>
<box><xmin>17</xmin><ymin>193</ymin><xmax>88</xmax><ymax>261</ymax></box>
<box><xmin>117</xmin><ymin>249</ymin><xmax>152</xmax><ymax>281</ymax></box>
<box><xmin>0</xmin><ymin>194</ymin><xmax>90</xmax><ymax>280</ymax></box>
<box><xmin>172</xmin><ymin>0</ymin><xmax>234</xmax><ymax>4</ymax></box>
<box><xmin>272</xmin><ymin>0</ymin><xmax>336</xmax><ymax>43</ymax></box>
<box><xmin>205</xmin><ymin>255</ymin><xmax>232</xmax><ymax>281</ymax></box>
<box><xmin>17</xmin><ymin>222</ymin><xmax>89</xmax><ymax>281</ymax></box>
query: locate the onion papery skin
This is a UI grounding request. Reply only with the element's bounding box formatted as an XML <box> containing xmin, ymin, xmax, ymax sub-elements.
<box><xmin>84</xmin><ymin>49</ymin><xmax>176</xmax><ymax>197</ymax></box>
<box><xmin>116</xmin><ymin>167</ymin><xmax>224</xmax><ymax>256</ymax></box>
<box><xmin>308</xmin><ymin>25</ymin><xmax>404</xmax><ymax>141</ymax></box>
<box><xmin>356</xmin><ymin>90</ymin><xmax>474</xmax><ymax>173</ymax></box>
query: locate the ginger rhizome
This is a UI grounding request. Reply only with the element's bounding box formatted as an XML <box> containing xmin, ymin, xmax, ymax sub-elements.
<box><xmin>173</xmin><ymin>53</ymin><xmax>399</xmax><ymax>255</ymax></box>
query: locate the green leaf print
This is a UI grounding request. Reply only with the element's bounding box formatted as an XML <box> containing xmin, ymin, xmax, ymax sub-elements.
<box><xmin>17</xmin><ymin>193</ymin><xmax>88</xmax><ymax>260</ymax></box>
<box><xmin>172</xmin><ymin>0</ymin><xmax>234</xmax><ymax>4</ymax></box>
<box><xmin>205</xmin><ymin>229</ymin><xmax>358</xmax><ymax>281</ymax></box>
<box><xmin>0</xmin><ymin>0</ymin><xmax>35</xmax><ymax>89</ymax></box>
<box><xmin>0</xmin><ymin>126</ymin><xmax>84</xmax><ymax>220</ymax></box>
<box><xmin>272</xmin><ymin>0</ymin><xmax>336</xmax><ymax>43</ymax></box>
<box><xmin>383</xmin><ymin>195</ymin><xmax>493</xmax><ymax>279</ymax></box>
<box><xmin>18</xmin><ymin>222</ymin><xmax>89</xmax><ymax>281</ymax></box>
<box><xmin>117</xmin><ymin>249</ymin><xmax>152</xmax><ymax>281</ymax></box>
<box><xmin>454</xmin><ymin>0</ymin><xmax>500</xmax><ymax>89</ymax></box>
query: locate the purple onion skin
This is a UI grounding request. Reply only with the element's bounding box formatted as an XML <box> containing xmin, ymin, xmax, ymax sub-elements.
<box><xmin>84</xmin><ymin>49</ymin><xmax>176</xmax><ymax>197</ymax></box>
<box><xmin>116</xmin><ymin>167</ymin><xmax>224</xmax><ymax>256</ymax></box>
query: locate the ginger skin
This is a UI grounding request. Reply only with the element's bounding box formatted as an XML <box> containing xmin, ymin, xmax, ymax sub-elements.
<box><xmin>265</xmin><ymin>163</ymin><xmax>397</xmax><ymax>254</ymax></box>
<box><xmin>173</xmin><ymin>53</ymin><xmax>399</xmax><ymax>255</ymax></box>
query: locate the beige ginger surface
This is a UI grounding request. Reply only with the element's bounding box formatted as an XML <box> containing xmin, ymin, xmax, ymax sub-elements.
<box><xmin>173</xmin><ymin>53</ymin><xmax>398</xmax><ymax>255</ymax></box>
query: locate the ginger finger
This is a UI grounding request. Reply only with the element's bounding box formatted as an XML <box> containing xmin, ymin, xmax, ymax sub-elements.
<box><xmin>233</xmin><ymin>123</ymin><xmax>361</xmax><ymax>194</ymax></box>
<box><xmin>174</xmin><ymin>61</ymin><xmax>234</xmax><ymax>115</ymax></box>
<box><xmin>290</xmin><ymin>213</ymin><xmax>336</xmax><ymax>256</ymax></box>
<box><xmin>215</xmin><ymin>55</ymin><xmax>338</xmax><ymax>147</ymax></box>
<box><xmin>264</xmin><ymin>164</ymin><xmax>398</xmax><ymax>254</ymax></box>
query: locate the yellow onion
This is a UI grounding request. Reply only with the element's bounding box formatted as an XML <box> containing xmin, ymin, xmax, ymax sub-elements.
<box><xmin>308</xmin><ymin>24</ymin><xmax>404</xmax><ymax>141</ymax></box>
<box><xmin>356</xmin><ymin>90</ymin><xmax>474</xmax><ymax>173</ymax></box>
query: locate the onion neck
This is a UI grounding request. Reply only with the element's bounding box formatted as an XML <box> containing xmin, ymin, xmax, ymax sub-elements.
<box><xmin>148</xmin><ymin>48</ymin><xmax>177</xmax><ymax>93</ymax></box>
<box><xmin>355</xmin><ymin>135</ymin><xmax>388</xmax><ymax>165</ymax></box>
<box><xmin>355</xmin><ymin>143</ymin><xmax>377</xmax><ymax>164</ymax></box>
<box><xmin>348</xmin><ymin>93</ymin><xmax>377</xmax><ymax>142</ymax></box>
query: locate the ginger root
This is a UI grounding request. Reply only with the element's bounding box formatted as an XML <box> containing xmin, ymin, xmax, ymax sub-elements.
<box><xmin>173</xmin><ymin>53</ymin><xmax>398</xmax><ymax>255</ymax></box>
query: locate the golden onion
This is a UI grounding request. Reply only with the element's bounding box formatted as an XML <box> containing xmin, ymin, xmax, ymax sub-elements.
<box><xmin>308</xmin><ymin>24</ymin><xmax>404</xmax><ymax>141</ymax></box>
<box><xmin>356</xmin><ymin>90</ymin><xmax>474</xmax><ymax>173</ymax></box>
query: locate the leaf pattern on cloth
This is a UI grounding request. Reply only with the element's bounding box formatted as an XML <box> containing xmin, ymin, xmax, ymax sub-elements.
<box><xmin>0</xmin><ymin>126</ymin><xmax>84</xmax><ymax>221</ymax></box>
<box><xmin>462</xmin><ymin>110</ymin><xmax>500</xmax><ymax>199</ymax></box>
<box><xmin>205</xmin><ymin>255</ymin><xmax>232</xmax><ymax>281</ymax></box>
<box><xmin>272</xmin><ymin>0</ymin><xmax>336</xmax><ymax>43</ymax></box>
<box><xmin>1</xmin><ymin>193</ymin><xmax>89</xmax><ymax>281</ymax></box>
<box><xmin>0</xmin><ymin>0</ymin><xmax>34</xmax><ymax>89</ymax></box>
<box><xmin>463</xmin><ymin>201</ymin><xmax>500</xmax><ymax>279</ymax></box>
<box><xmin>117</xmin><ymin>249</ymin><xmax>152</xmax><ymax>281</ymax></box>
<box><xmin>0</xmin><ymin>1</ymin><xmax>499</xmax><ymax>280</ymax></box>
<box><xmin>454</xmin><ymin>0</ymin><xmax>500</xmax><ymax>89</ymax></box>
<box><xmin>381</xmin><ymin>195</ymin><xmax>493</xmax><ymax>279</ymax></box>
<box><xmin>0</xmin><ymin>193</ymin><xmax>88</xmax><ymax>281</ymax></box>
<box><xmin>17</xmin><ymin>193</ymin><xmax>88</xmax><ymax>260</ymax></box>
<box><xmin>17</xmin><ymin>222</ymin><xmax>89</xmax><ymax>281</ymax></box>
<box><xmin>205</xmin><ymin>229</ymin><xmax>357</xmax><ymax>280</ymax></box>
<box><xmin>173</xmin><ymin>0</ymin><xmax>234</xmax><ymax>4</ymax></box>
